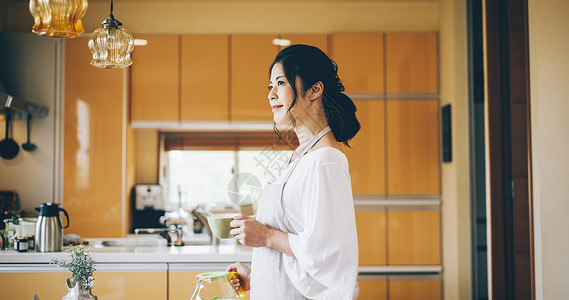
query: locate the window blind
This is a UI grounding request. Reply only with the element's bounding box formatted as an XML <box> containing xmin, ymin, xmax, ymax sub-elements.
<box><xmin>162</xmin><ymin>131</ymin><xmax>298</xmax><ymax>151</ymax></box>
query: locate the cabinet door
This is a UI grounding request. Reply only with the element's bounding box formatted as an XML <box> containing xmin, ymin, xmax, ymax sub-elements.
<box><xmin>355</xmin><ymin>210</ymin><xmax>386</xmax><ymax>265</ymax></box>
<box><xmin>385</xmin><ymin>33</ymin><xmax>438</xmax><ymax>94</ymax></box>
<box><xmin>280</xmin><ymin>34</ymin><xmax>329</xmax><ymax>54</ymax></box>
<box><xmin>131</xmin><ymin>35</ymin><xmax>179</xmax><ymax>122</ymax></box>
<box><xmin>230</xmin><ymin>35</ymin><xmax>278</xmax><ymax>121</ymax></box>
<box><xmin>389</xmin><ymin>279</ymin><xmax>441</xmax><ymax>300</ymax></box>
<box><xmin>169</xmin><ymin>270</ymin><xmax>201</xmax><ymax>300</ymax></box>
<box><xmin>387</xmin><ymin>210</ymin><xmax>441</xmax><ymax>265</ymax></box>
<box><xmin>357</xmin><ymin>278</ymin><xmax>387</xmax><ymax>300</ymax></box>
<box><xmin>93</xmin><ymin>271</ymin><xmax>167</xmax><ymax>299</ymax></box>
<box><xmin>181</xmin><ymin>35</ymin><xmax>229</xmax><ymax>121</ymax></box>
<box><xmin>0</xmin><ymin>272</ymin><xmax>68</xmax><ymax>299</ymax></box>
<box><xmin>346</xmin><ymin>100</ymin><xmax>385</xmax><ymax>194</ymax></box>
<box><xmin>330</xmin><ymin>33</ymin><xmax>384</xmax><ymax>94</ymax></box>
<box><xmin>386</xmin><ymin>100</ymin><xmax>439</xmax><ymax>195</ymax></box>
<box><xmin>64</xmin><ymin>37</ymin><xmax>125</xmax><ymax>238</ymax></box>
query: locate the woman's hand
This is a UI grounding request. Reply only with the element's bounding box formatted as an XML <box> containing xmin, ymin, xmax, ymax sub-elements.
<box><xmin>226</xmin><ymin>262</ymin><xmax>251</xmax><ymax>291</ymax></box>
<box><xmin>230</xmin><ymin>215</ymin><xmax>295</xmax><ymax>257</ymax></box>
<box><xmin>230</xmin><ymin>215</ymin><xmax>273</xmax><ymax>247</ymax></box>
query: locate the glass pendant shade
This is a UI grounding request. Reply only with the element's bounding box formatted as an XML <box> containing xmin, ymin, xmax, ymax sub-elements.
<box><xmin>88</xmin><ymin>5</ymin><xmax>134</xmax><ymax>69</ymax></box>
<box><xmin>29</xmin><ymin>0</ymin><xmax>88</xmax><ymax>38</ymax></box>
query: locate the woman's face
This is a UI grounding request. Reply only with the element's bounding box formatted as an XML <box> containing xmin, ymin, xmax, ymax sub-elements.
<box><xmin>268</xmin><ymin>63</ymin><xmax>296</xmax><ymax>126</ymax></box>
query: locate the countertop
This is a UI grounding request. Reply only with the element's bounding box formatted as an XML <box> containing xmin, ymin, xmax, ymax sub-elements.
<box><xmin>0</xmin><ymin>235</ymin><xmax>252</xmax><ymax>272</ymax></box>
<box><xmin>0</xmin><ymin>234</ymin><xmax>443</xmax><ymax>275</ymax></box>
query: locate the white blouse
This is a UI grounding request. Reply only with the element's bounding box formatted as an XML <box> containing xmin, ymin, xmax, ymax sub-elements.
<box><xmin>278</xmin><ymin>147</ymin><xmax>359</xmax><ymax>299</ymax></box>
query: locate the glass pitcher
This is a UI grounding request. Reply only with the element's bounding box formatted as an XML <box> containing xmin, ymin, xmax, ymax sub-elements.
<box><xmin>190</xmin><ymin>271</ymin><xmax>246</xmax><ymax>300</ymax></box>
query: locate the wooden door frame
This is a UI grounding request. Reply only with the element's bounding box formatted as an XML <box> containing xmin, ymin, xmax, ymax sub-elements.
<box><xmin>485</xmin><ymin>0</ymin><xmax>535</xmax><ymax>299</ymax></box>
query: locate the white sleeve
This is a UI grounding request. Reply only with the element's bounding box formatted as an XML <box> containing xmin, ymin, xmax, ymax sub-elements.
<box><xmin>283</xmin><ymin>160</ymin><xmax>359</xmax><ymax>299</ymax></box>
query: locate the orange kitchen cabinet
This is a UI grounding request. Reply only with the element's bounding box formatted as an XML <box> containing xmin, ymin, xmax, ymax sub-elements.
<box><xmin>330</xmin><ymin>33</ymin><xmax>384</xmax><ymax>94</ymax></box>
<box><xmin>355</xmin><ymin>210</ymin><xmax>386</xmax><ymax>265</ymax></box>
<box><xmin>387</xmin><ymin>210</ymin><xmax>441</xmax><ymax>265</ymax></box>
<box><xmin>169</xmin><ymin>270</ymin><xmax>201</xmax><ymax>300</ymax></box>
<box><xmin>357</xmin><ymin>278</ymin><xmax>387</xmax><ymax>300</ymax></box>
<box><xmin>92</xmin><ymin>271</ymin><xmax>167</xmax><ymax>299</ymax></box>
<box><xmin>0</xmin><ymin>272</ymin><xmax>68</xmax><ymax>299</ymax></box>
<box><xmin>130</xmin><ymin>35</ymin><xmax>179</xmax><ymax>122</ymax></box>
<box><xmin>385</xmin><ymin>33</ymin><xmax>438</xmax><ymax>94</ymax></box>
<box><xmin>386</xmin><ymin>99</ymin><xmax>439</xmax><ymax>195</ymax></box>
<box><xmin>389</xmin><ymin>278</ymin><xmax>441</xmax><ymax>300</ymax></box>
<box><xmin>181</xmin><ymin>35</ymin><xmax>229</xmax><ymax>121</ymax></box>
<box><xmin>279</xmin><ymin>34</ymin><xmax>329</xmax><ymax>54</ymax></box>
<box><xmin>230</xmin><ymin>35</ymin><xmax>279</xmax><ymax>121</ymax></box>
<box><xmin>345</xmin><ymin>100</ymin><xmax>385</xmax><ymax>194</ymax></box>
<box><xmin>64</xmin><ymin>37</ymin><xmax>125</xmax><ymax>238</ymax></box>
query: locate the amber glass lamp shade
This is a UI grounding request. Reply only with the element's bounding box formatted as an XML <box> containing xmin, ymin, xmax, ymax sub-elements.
<box><xmin>88</xmin><ymin>15</ymin><xmax>134</xmax><ymax>69</ymax></box>
<box><xmin>29</xmin><ymin>0</ymin><xmax>88</xmax><ymax>38</ymax></box>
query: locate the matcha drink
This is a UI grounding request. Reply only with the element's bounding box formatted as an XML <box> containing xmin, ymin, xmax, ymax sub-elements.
<box><xmin>207</xmin><ymin>214</ymin><xmax>235</xmax><ymax>239</ymax></box>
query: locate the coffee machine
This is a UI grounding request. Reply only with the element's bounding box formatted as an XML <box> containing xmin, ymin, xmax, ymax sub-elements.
<box><xmin>131</xmin><ymin>184</ymin><xmax>166</xmax><ymax>232</ymax></box>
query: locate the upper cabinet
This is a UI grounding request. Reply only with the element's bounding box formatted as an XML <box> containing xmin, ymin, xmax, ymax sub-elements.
<box><xmin>330</xmin><ymin>33</ymin><xmax>384</xmax><ymax>94</ymax></box>
<box><xmin>385</xmin><ymin>33</ymin><xmax>438</xmax><ymax>94</ymax></box>
<box><xmin>130</xmin><ymin>35</ymin><xmax>230</xmax><ymax>123</ymax></box>
<box><xmin>230</xmin><ymin>34</ymin><xmax>329</xmax><ymax>121</ymax></box>
<box><xmin>386</xmin><ymin>99</ymin><xmax>440</xmax><ymax>195</ymax></box>
<box><xmin>130</xmin><ymin>35</ymin><xmax>179</xmax><ymax>122</ymax></box>
<box><xmin>279</xmin><ymin>34</ymin><xmax>329</xmax><ymax>53</ymax></box>
<box><xmin>181</xmin><ymin>35</ymin><xmax>229</xmax><ymax>121</ymax></box>
<box><xmin>131</xmin><ymin>34</ymin><xmax>328</xmax><ymax>123</ymax></box>
<box><xmin>230</xmin><ymin>35</ymin><xmax>278</xmax><ymax>121</ymax></box>
<box><xmin>345</xmin><ymin>99</ymin><xmax>385</xmax><ymax>195</ymax></box>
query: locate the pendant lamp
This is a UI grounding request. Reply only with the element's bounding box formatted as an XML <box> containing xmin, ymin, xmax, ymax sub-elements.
<box><xmin>88</xmin><ymin>0</ymin><xmax>134</xmax><ymax>69</ymax></box>
<box><xmin>29</xmin><ymin>0</ymin><xmax>88</xmax><ymax>38</ymax></box>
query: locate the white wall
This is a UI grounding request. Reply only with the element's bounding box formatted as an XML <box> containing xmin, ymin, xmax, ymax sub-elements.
<box><xmin>0</xmin><ymin>33</ymin><xmax>64</xmax><ymax>214</ymax></box>
<box><xmin>528</xmin><ymin>0</ymin><xmax>569</xmax><ymax>299</ymax></box>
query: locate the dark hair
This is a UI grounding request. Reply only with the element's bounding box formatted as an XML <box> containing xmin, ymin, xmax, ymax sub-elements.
<box><xmin>270</xmin><ymin>44</ymin><xmax>360</xmax><ymax>146</ymax></box>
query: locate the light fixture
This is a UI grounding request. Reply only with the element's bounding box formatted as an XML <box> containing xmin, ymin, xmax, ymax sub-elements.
<box><xmin>272</xmin><ymin>39</ymin><xmax>291</xmax><ymax>47</ymax></box>
<box><xmin>88</xmin><ymin>0</ymin><xmax>134</xmax><ymax>69</ymax></box>
<box><xmin>29</xmin><ymin>0</ymin><xmax>88</xmax><ymax>38</ymax></box>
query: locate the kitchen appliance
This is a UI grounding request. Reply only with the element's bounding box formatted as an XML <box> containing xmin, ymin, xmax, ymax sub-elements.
<box><xmin>131</xmin><ymin>184</ymin><xmax>165</xmax><ymax>232</ymax></box>
<box><xmin>190</xmin><ymin>271</ymin><xmax>246</xmax><ymax>300</ymax></box>
<box><xmin>35</xmin><ymin>202</ymin><xmax>69</xmax><ymax>252</ymax></box>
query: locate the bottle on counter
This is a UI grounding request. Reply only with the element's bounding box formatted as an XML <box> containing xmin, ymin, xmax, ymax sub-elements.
<box><xmin>27</xmin><ymin>235</ymin><xmax>35</xmax><ymax>250</ymax></box>
<box><xmin>193</xmin><ymin>215</ymin><xmax>204</xmax><ymax>234</ymax></box>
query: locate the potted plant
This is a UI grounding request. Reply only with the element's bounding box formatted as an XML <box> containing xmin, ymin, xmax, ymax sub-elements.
<box><xmin>50</xmin><ymin>244</ymin><xmax>98</xmax><ymax>300</ymax></box>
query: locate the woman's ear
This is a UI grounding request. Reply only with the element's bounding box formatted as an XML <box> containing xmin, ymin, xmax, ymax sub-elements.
<box><xmin>308</xmin><ymin>81</ymin><xmax>324</xmax><ymax>101</ymax></box>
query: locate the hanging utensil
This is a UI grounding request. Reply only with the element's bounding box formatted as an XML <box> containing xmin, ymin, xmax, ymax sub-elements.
<box><xmin>0</xmin><ymin>110</ymin><xmax>19</xmax><ymax>159</ymax></box>
<box><xmin>22</xmin><ymin>114</ymin><xmax>37</xmax><ymax>152</ymax></box>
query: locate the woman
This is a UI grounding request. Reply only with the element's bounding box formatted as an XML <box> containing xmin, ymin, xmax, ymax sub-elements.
<box><xmin>227</xmin><ymin>44</ymin><xmax>360</xmax><ymax>299</ymax></box>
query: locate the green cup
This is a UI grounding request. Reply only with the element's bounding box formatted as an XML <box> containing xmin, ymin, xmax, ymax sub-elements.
<box><xmin>206</xmin><ymin>214</ymin><xmax>236</xmax><ymax>239</ymax></box>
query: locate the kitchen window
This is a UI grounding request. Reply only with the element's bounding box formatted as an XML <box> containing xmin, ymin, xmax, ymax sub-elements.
<box><xmin>160</xmin><ymin>132</ymin><xmax>296</xmax><ymax>211</ymax></box>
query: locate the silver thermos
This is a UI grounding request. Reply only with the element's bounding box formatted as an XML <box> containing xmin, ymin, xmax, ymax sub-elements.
<box><xmin>35</xmin><ymin>202</ymin><xmax>70</xmax><ymax>252</ymax></box>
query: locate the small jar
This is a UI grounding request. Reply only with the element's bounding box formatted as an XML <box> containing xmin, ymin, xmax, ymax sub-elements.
<box><xmin>15</xmin><ymin>237</ymin><xmax>28</xmax><ymax>252</ymax></box>
<box><xmin>27</xmin><ymin>235</ymin><xmax>35</xmax><ymax>250</ymax></box>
